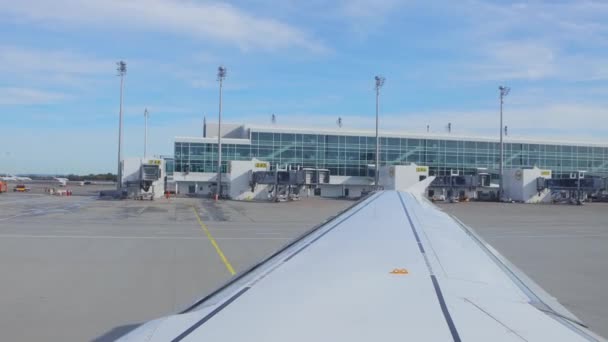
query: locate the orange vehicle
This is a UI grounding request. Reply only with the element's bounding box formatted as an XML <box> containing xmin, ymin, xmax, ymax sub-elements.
<box><xmin>0</xmin><ymin>181</ymin><xmax>7</xmax><ymax>193</ymax></box>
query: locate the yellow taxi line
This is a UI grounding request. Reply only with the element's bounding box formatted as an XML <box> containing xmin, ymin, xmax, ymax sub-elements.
<box><xmin>191</xmin><ymin>207</ymin><xmax>236</xmax><ymax>276</ymax></box>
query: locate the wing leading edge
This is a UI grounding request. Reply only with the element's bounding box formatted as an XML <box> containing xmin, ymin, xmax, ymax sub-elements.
<box><xmin>120</xmin><ymin>191</ymin><xmax>605</xmax><ymax>342</ymax></box>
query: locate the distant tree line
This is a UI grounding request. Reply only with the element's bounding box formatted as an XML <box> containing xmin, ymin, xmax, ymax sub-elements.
<box><xmin>20</xmin><ymin>173</ymin><xmax>117</xmax><ymax>181</ymax></box>
<box><xmin>18</xmin><ymin>172</ymin><xmax>116</xmax><ymax>182</ymax></box>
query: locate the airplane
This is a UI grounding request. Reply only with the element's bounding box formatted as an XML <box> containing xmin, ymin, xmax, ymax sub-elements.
<box><xmin>119</xmin><ymin>178</ymin><xmax>605</xmax><ymax>341</ymax></box>
<box><xmin>0</xmin><ymin>174</ymin><xmax>32</xmax><ymax>182</ymax></box>
<box><xmin>54</xmin><ymin>177</ymin><xmax>68</xmax><ymax>186</ymax></box>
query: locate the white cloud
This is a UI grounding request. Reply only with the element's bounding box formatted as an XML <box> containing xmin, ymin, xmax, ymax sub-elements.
<box><xmin>1</xmin><ymin>0</ymin><xmax>327</xmax><ymax>53</ymax></box>
<box><xmin>0</xmin><ymin>45</ymin><xmax>113</xmax><ymax>91</ymax></box>
<box><xmin>336</xmin><ymin>0</ymin><xmax>405</xmax><ymax>37</ymax></box>
<box><xmin>460</xmin><ymin>0</ymin><xmax>608</xmax><ymax>44</ymax></box>
<box><xmin>0</xmin><ymin>87</ymin><xmax>69</xmax><ymax>105</ymax></box>
<box><xmin>471</xmin><ymin>41</ymin><xmax>557</xmax><ymax>81</ymax></box>
<box><xmin>465</xmin><ymin>40</ymin><xmax>608</xmax><ymax>82</ymax></box>
<box><xmin>0</xmin><ymin>46</ymin><xmax>109</xmax><ymax>75</ymax></box>
<box><xmin>446</xmin><ymin>1</ymin><xmax>608</xmax><ymax>82</ymax></box>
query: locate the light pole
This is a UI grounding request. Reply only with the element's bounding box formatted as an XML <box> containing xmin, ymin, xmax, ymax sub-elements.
<box><xmin>216</xmin><ymin>66</ymin><xmax>227</xmax><ymax>200</ymax></box>
<box><xmin>374</xmin><ymin>75</ymin><xmax>385</xmax><ymax>188</ymax></box>
<box><xmin>144</xmin><ymin>108</ymin><xmax>149</xmax><ymax>158</ymax></box>
<box><xmin>498</xmin><ymin>85</ymin><xmax>510</xmax><ymax>201</ymax></box>
<box><xmin>203</xmin><ymin>115</ymin><xmax>207</xmax><ymax>137</ymax></box>
<box><xmin>116</xmin><ymin>61</ymin><xmax>127</xmax><ymax>190</ymax></box>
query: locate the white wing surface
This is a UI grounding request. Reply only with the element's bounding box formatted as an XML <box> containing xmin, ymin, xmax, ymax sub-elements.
<box><xmin>120</xmin><ymin>191</ymin><xmax>605</xmax><ymax>342</ymax></box>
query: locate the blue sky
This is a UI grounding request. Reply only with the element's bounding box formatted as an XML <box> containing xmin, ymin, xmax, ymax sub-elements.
<box><xmin>1</xmin><ymin>0</ymin><xmax>608</xmax><ymax>174</ymax></box>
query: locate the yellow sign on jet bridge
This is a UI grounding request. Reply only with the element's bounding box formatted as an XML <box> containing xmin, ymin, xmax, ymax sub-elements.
<box><xmin>416</xmin><ymin>167</ymin><xmax>428</xmax><ymax>173</ymax></box>
<box><xmin>255</xmin><ymin>162</ymin><xmax>268</xmax><ymax>169</ymax></box>
<box><xmin>148</xmin><ymin>160</ymin><xmax>161</xmax><ymax>165</ymax></box>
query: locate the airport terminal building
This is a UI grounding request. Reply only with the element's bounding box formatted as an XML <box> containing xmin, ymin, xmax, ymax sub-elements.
<box><xmin>168</xmin><ymin>123</ymin><xmax>608</xmax><ymax>197</ymax></box>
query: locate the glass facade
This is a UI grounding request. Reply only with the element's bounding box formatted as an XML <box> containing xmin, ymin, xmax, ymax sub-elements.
<box><xmin>164</xmin><ymin>158</ymin><xmax>174</xmax><ymax>176</ymax></box>
<box><xmin>174</xmin><ymin>130</ymin><xmax>608</xmax><ymax>178</ymax></box>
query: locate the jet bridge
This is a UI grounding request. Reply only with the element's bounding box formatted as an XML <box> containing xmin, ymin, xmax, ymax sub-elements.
<box><xmin>543</xmin><ymin>171</ymin><xmax>605</xmax><ymax>205</ymax></box>
<box><xmin>250</xmin><ymin>167</ymin><xmax>329</xmax><ymax>202</ymax></box>
<box><xmin>428</xmin><ymin>171</ymin><xmax>484</xmax><ymax>202</ymax></box>
<box><xmin>121</xmin><ymin>158</ymin><xmax>166</xmax><ymax>200</ymax></box>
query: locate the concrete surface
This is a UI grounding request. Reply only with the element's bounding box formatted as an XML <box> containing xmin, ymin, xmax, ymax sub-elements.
<box><xmin>439</xmin><ymin>202</ymin><xmax>608</xmax><ymax>339</ymax></box>
<box><xmin>0</xmin><ymin>192</ymin><xmax>352</xmax><ymax>341</ymax></box>
<box><xmin>1</xmin><ymin>192</ymin><xmax>607</xmax><ymax>340</ymax></box>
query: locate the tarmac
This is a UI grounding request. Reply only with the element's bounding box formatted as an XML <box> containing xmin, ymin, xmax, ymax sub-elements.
<box><xmin>0</xmin><ymin>189</ymin><xmax>606</xmax><ymax>340</ymax></box>
<box><xmin>0</xmin><ymin>191</ymin><xmax>352</xmax><ymax>341</ymax></box>
<box><xmin>439</xmin><ymin>202</ymin><xmax>608</xmax><ymax>338</ymax></box>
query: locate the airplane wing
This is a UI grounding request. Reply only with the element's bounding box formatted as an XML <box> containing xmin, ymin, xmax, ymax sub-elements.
<box><xmin>119</xmin><ymin>191</ymin><xmax>605</xmax><ymax>341</ymax></box>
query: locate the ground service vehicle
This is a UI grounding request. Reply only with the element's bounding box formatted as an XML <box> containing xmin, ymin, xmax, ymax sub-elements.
<box><xmin>0</xmin><ymin>181</ymin><xmax>7</xmax><ymax>193</ymax></box>
<box><xmin>13</xmin><ymin>184</ymin><xmax>31</xmax><ymax>192</ymax></box>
